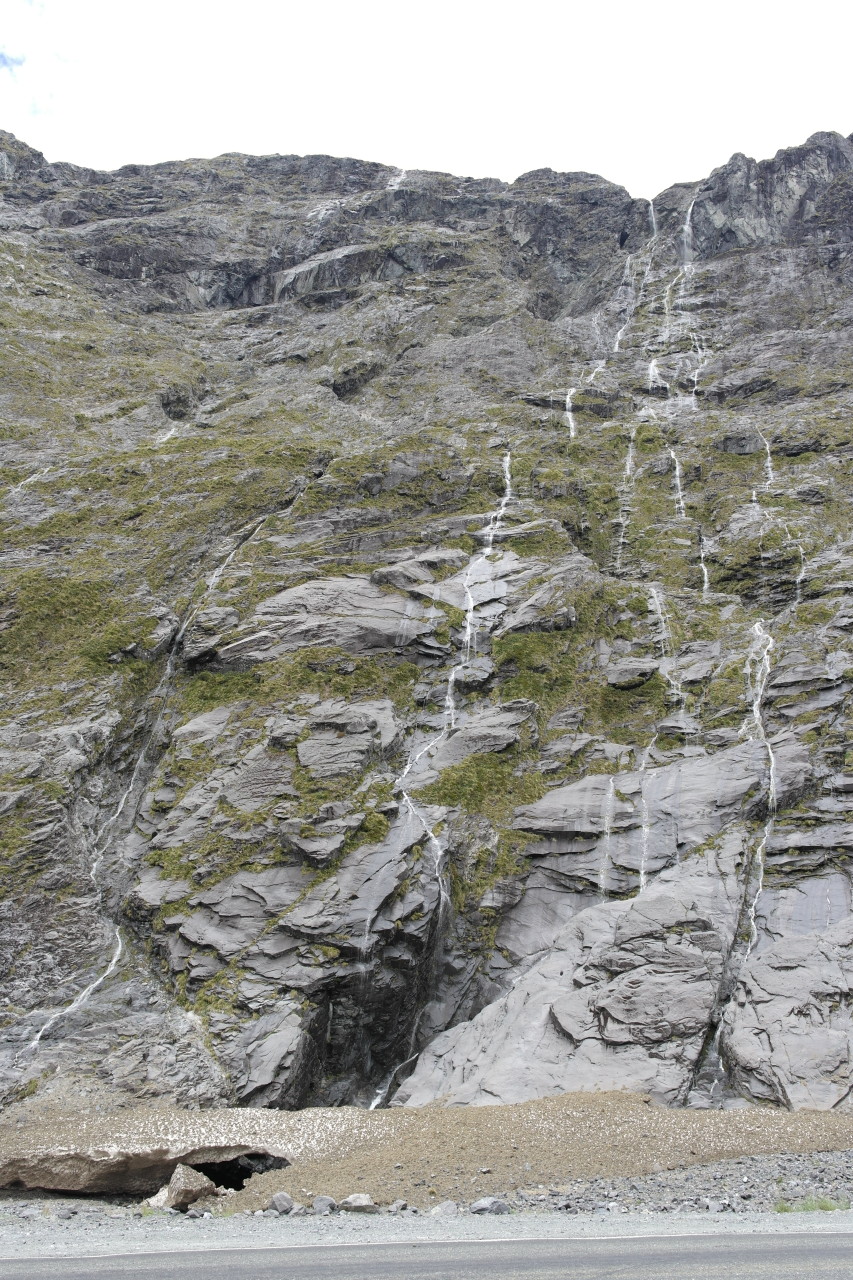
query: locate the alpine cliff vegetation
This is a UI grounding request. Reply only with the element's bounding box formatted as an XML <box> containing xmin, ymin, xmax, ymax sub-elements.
<box><xmin>2</xmin><ymin>127</ymin><xmax>853</xmax><ymax>1117</ymax></box>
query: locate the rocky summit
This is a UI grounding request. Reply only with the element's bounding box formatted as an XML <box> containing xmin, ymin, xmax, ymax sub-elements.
<box><xmin>2</xmin><ymin>127</ymin><xmax>853</xmax><ymax>1120</ymax></box>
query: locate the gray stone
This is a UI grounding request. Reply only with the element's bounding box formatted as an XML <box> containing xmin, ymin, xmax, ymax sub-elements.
<box><xmin>606</xmin><ymin>659</ymin><xmax>659</xmax><ymax>689</ymax></box>
<box><xmin>219</xmin><ymin>577</ymin><xmax>440</xmax><ymax>661</ymax></box>
<box><xmin>164</xmin><ymin>1164</ymin><xmax>217</xmax><ymax>1209</ymax></box>
<box><xmin>470</xmin><ymin>1196</ymin><xmax>511</xmax><ymax>1214</ymax></box>
<box><xmin>339</xmin><ymin>1193</ymin><xmax>380</xmax><ymax>1213</ymax></box>
<box><xmin>312</xmin><ymin>1195</ymin><xmax>337</xmax><ymax>1215</ymax></box>
<box><xmin>268</xmin><ymin>1191</ymin><xmax>294</xmax><ymax>1214</ymax></box>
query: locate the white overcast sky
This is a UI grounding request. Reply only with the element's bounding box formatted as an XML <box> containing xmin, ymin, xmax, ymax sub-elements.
<box><xmin>1</xmin><ymin>0</ymin><xmax>851</xmax><ymax>198</ymax></box>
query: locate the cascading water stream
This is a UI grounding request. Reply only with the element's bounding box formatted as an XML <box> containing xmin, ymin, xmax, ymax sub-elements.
<box><xmin>756</xmin><ymin>427</ymin><xmax>775</xmax><ymax>489</ymax></box>
<box><xmin>614</xmin><ymin>426</ymin><xmax>637</xmax><ymax>573</ymax></box>
<box><xmin>681</xmin><ymin>198</ymin><xmax>696</xmax><ymax>264</ymax></box>
<box><xmin>371</xmin><ymin>455</ymin><xmax>515</xmax><ymax>1104</ymax></box>
<box><xmin>647</xmin><ymin>359</ymin><xmax>669</xmax><ymax>395</ymax></box>
<box><xmin>741</xmin><ymin>620</ymin><xmax>777</xmax><ymax>956</ymax></box>
<box><xmin>8</xmin><ymin>466</ymin><xmax>51</xmax><ymax>496</ymax></box>
<box><xmin>648</xmin><ymin>585</ymin><xmax>684</xmax><ymax>709</ymax></box>
<box><xmin>17</xmin><ymin>506</ymin><xmax>292</xmax><ymax>1057</ymax></box>
<box><xmin>564</xmin><ymin>387</ymin><xmax>577</xmax><ymax>440</ymax></box>
<box><xmin>699</xmin><ymin>534</ymin><xmax>711</xmax><ymax>600</ymax></box>
<box><xmin>669</xmin><ymin>448</ymin><xmax>686</xmax><ymax>518</ymax></box>
<box><xmin>637</xmin><ymin>735</ymin><xmax>658</xmax><ymax>892</ymax></box>
<box><xmin>599</xmin><ymin>776</ymin><xmax>616</xmax><ymax>899</ymax></box>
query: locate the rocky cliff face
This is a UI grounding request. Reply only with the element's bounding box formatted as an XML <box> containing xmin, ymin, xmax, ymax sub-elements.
<box><xmin>2</xmin><ymin>128</ymin><xmax>853</xmax><ymax>1114</ymax></box>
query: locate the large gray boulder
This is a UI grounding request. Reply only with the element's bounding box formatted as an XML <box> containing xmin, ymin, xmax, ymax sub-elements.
<box><xmin>218</xmin><ymin>577</ymin><xmax>442</xmax><ymax>661</ymax></box>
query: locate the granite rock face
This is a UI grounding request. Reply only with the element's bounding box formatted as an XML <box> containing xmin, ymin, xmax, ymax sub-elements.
<box><xmin>2</xmin><ymin>127</ymin><xmax>853</xmax><ymax>1115</ymax></box>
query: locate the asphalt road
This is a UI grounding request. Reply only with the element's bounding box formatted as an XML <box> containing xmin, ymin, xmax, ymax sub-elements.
<box><xmin>3</xmin><ymin>1232</ymin><xmax>852</xmax><ymax>1279</ymax></box>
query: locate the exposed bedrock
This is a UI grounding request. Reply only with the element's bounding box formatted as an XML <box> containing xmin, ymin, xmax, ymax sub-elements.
<box><xmin>3</xmin><ymin>125</ymin><xmax>853</xmax><ymax>1115</ymax></box>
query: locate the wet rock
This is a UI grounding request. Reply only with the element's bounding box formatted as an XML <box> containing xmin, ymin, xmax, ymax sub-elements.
<box><xmin>713</xmin><ymin>431</ymin><xmax>765</xmax><ymax>455</ymax></box>
<box><xmin>395</xmin><ymin>834</ymin><xmax>745</xmax><ymax>1106</ymax></box>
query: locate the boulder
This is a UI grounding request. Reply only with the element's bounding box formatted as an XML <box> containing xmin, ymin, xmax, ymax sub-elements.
<box><xmin>0</xmin><ymin>1134</ymin><xmax>291</xmax><ymax>1195</ymax></box>
<box><xmin>605</xmin><ymin>659</ymin><xmax>659</xmax><ymax>689</ymax></box>
<box><xmin>164</xmin><ymin>1163</ymin><xmax>217</xmax><ymax>1209</ymax></box>
<box><xmin>339</xmin><ymin>1193</ymin><xmax>380</xmax><ymax>1213</ymax></box>
<box><xmin>470</xmin><ymin>1196</ymin><xmax>511</xmax><ymax>1214</ymax></box>
<box><xmin>268</xmin><ymin>1191</ymin><xmax>294</xmax><ymax>1214</ymax></box>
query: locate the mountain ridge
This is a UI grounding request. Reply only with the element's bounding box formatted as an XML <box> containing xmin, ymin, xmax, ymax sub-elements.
<box><xmin>1</xmin><ymin>126</ymin><xmax>853</xmax><ymax>1116</ymax></box>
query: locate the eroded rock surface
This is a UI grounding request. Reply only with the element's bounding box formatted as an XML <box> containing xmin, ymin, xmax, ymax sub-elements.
<box><xmin>2</xmin><ymin>126</ymin><xmax>853</xmax><ymax>1115</ymax></box>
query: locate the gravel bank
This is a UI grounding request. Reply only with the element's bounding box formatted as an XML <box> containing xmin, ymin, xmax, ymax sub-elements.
<box><xmin>5</xmin><ymin>1092</ymin><xmax>853</xmax><ymax>1207</ymax></box>
<box><xmin>2</xmin><ymin>1191</ymin><xmax>853</xmax><ymax>1263</ymax></box>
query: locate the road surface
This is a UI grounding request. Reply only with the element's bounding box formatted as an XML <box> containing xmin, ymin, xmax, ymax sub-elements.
<box><xmin>3</xmin><ymin>1231</ymin><xmax>852</xmax><ymax>1278</ymax></box>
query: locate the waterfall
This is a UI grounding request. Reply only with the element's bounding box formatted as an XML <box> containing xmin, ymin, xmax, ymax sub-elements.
<box><xmin>599</xmin><ymin>776</ymin><xmax>616</xmax><ymax>899</ymax></box>
<box><xmin>614</xmin><ymin>426</ymin><xmax>637</xmax><ymax>572</ymax></box>
<box><xmin>681</xmin><ymin>198</ymin><xmax>696</xmax><ymax>264</ymax></box>
<box><xmin>564</xmin><ymin>387</ymin><xmax>577</xmax><ymax>440</ymax></box>
<box><xmin>756</xmin><ymin>427</ymin><xmax>775</xmax><ymax>489</ymax></box>
<box><xmin>387</xmin><ymin>168</ymin><xmax>408</xmax><ymax>191</ymax></box>
<box><xmin>8</xmin><ymin>466</ymin><xmax>51</xmax><ymax>496</ymax></box>
<box><xmin>699</xmin><ymin>534</ymin><xmax>711</xmax><ymax>599</ymax></box>
<box><xmin>647</xmin><ymin>359</ymin><xmax>669</xmax><ymax>395</ymax></box>
<box><xmin>393</xmin><ymin>455</ymin><xmax>514</xmax><ymax>909</ymax></box>
<box><xmin>16</xmin><ymin>506</ymin><xmax>290</xmax><ymax>1057</ymax></box>
<box><xmin>648</xmin><ymin>199</ymin><xmax>657</xmax><ymax>237</ymax></box>
<box><xmin>648</xmin><ymin>585</ymin><xmax>684</xmax><ymax>708</ymax></box>
<box><xmin>741</xmin><ymin>620</ymin><xmax>777</xmax><ymax>957</ymax></box>
<box><xmin>374</xmin><ymin>455</ymin><xmax>514</xmax><ymax>1104</ymax></box>
<box><xmin>637</xmin><ymin>734</ymin><xmax>658</xmax><ymax>892</ymax></box>
<box><xmin>669</xmin><ymin>448</ymin><xmax>686</xmax><ymax>518</ymax></box>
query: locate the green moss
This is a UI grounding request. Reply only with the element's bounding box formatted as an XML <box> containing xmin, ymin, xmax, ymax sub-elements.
<box><xmin>417</xmin><ymin>752</ymin><xmax>547</xmax><ymax>824</ymax></box>
<box><xmin>775</xmin><ymin>1196</ymin><xmax>851</xmax><ymax>1213</ymax></box>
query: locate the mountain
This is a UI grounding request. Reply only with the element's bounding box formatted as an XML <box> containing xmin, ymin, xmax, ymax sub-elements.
<box><xmin>2</xmin><ymin>127</ymin><xmax>853</xmax><ymax>1116</ymax></box>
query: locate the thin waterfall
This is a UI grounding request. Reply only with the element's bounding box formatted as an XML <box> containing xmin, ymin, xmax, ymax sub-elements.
<box><xmin>669</xmin><ymin>448</ymin><xmax>686</xmax><ymax>518</ymax></box>
<box><xmin>647</xmin><ymin>359</ymin><xmax>670</xmax><ymax>395</ymax></box>
<box><xmin>741</xmin><ymin>621</ymin><xmax>777</xmax><ymax>957</ymax></box>
<box><xmin>599</xmin><ymin>776</ymin><xmax>616</xmax><ymax>899</ymax></box>
<box><xmin>376</xmin><ymin>455</ymin><xmax>514</xmax><ymax>1105</ymax></box>
<box><xmin>8</xmin><ymin>466</ymin><xmax>51</xmax><ymax>496</ymax></box>
<box><xmin>648</xmin><ymin>199</ymin><xmax>657</xmax><ymax>237</ymax></box>
<box><xmin>755</xmin><ymin>427</ymin><xmax>775</xmax><ymax>489</ymax></box>
<box><xmin>394</xmin><ymin>457</ymin><xmax>514</xmax><ymax>900</ymax></box>
<box><xmin>637</xmin><ymin>734</ymin><xmax>658</xmax><ymax>892</ymax></box>
<box><xmin>648</xmin><ymin>585</ymin><xmax>684</xmax><ymax>708</ymax></box>
<box><xmin>17</xmin><ymin>509</ymin><xmax>286</xmax><ymax>1057</ymax></box>
<box><xmin>614</xmin><ymin>426</ymin><xmax>637</xmax><ymax>572</ymax></box>
<box><xmin>564</xmin><ymin>387</ymin><xmax>577</xmax><ymax>440</ymax></box>
<box><xmin>699</xmin><ymin>534</ymin><xmax>711</xmax><ymax>599</ymax></box>
<box><xmin>681</xmin><ymin>198</ymin><xmax>696</xmax><ymax>264</ymax></box>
